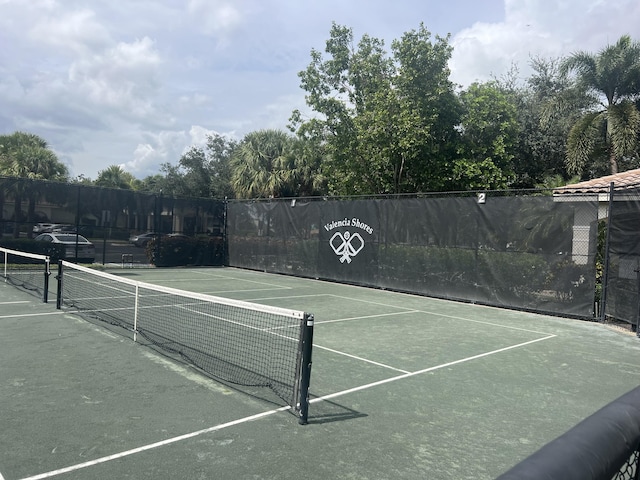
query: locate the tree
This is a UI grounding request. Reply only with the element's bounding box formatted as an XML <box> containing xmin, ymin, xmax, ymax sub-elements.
<box><xmin>561</xmin><ymin>35</ymin><xmax>640</xmax><ymax>176</ymax></box>
<box><xmin>94</xmin><ymin>165</ymin><xmax>136</xmax><ymax>189</ymax></box>
<box><xmin>291</xmin><ymin>23</ymin><xmax>460</xmax><ymax>195</ymax></box>
<box><xmin>230</xmin><ymin>129</ymin><xmax>297</xmax><ymax>199</ymax></box>
<box><xmin>451</xmin><ymin>82</ymin><xmax>519</xmax><ymax>190</ymax></box>
<box><xmin>140</xmin><ymin>133</ymin><xmax>237</xmax><ymax>199</ymax></box>
<box><xmin>0</xmin><ymin>131</ymin><xmax>68</xmax><ymax>237</ymax></box>
<box><xmin>203</xmin><ymin>133</ymin><xmax>237</xmax><ymax>199</ymax></box>
<box><xmin>499</xmin><ymin>58</ymin><xmax>579</xmax><ymax>188</ymax></box>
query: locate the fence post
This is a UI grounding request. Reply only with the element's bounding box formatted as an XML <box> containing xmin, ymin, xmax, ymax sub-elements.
<box><xmin>600</xmin><ymin>182</ymin><xmax>615</xmax><ymax>323</ymax></box>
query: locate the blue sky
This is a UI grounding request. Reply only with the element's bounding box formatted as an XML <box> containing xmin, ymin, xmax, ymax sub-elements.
<box><xmin>1</xmin><ymin>0</ymin><xmax>638</xmax><ymax>180</ymax></box>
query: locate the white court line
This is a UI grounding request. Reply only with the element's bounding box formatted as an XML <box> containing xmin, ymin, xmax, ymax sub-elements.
<box><xmin>329</xmin><ymin>294</ymin><xmax>555</xmax><ymax>336</ymax></box>
<box><xmin>0</xmin><ymin>301</ymin><xmax>30</xmax><ymax>305</ymax></box>
<box><xmin>14</xmin><ymin>333</ymin><xmax>555</xmax><ymax>480</ymax></box>
<box><xmin>191</xmin><ymin>270</ymin><xmax>293</xmax><ymax>290</ymax></box>
<box><xmin>16</xmin><ymin>406</ymin><xmax>291</xmax><ymax>480</ymax></box>
<box><xmin>0</xmin><ymin>311</ymin><xmax>66</xmax><ymax>319</ymax></box>
<box><xmin>314</xmin><ymin>344</ymin><xmax>411</xmax><ymax>373</ymax></box>
<box><xmin>311</xmin><ymin>334</ymin><xmax>558</xmax><ymax>403</ymax></box>
<box><xmin>243</xmin><ymin>293</ymin><xmax>333</xmax><ymax>302</ymax></box>
<box><xmin>201</xmin><ymin>287</ymin><xmax>298</xmax><ymax>295</ymax></box>
<box><xmin>315</xmin><ymin>310</ymin><xmax>420</xmax><ymax>325</ymax></box>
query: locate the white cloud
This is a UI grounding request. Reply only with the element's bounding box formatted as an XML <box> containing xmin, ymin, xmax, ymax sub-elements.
<box><xmin>1</xmin><ymin>0</ymin><xmax>638</xmax><ymax>180</ymax></box>
<box><xmin>68</xmin><ymin>37</ymin><xmax>163</xmax><ymax>118</ymax></box>
<box><xmin>127</xmin><ymin>130</ymin><xmax>190</xmax><ymax>175</ymax></box>
<box><xmin>187</xmin><ymin>0</ymin><xmax>247</xmax><ymax>37</ymax></box>
<box><xmin>28</xmin><ymin>8</ymin><xmax>111</xmax><ymax>55</ymax></box>
<box><xmin>449</xmin><ymin>0</ymin><xmax>640</xmax><ymax>87</ymax></box>
<box><xmin>188</xmin><ymin>125</ymin><xmax>222</xmax><ymax>146</ymax></box>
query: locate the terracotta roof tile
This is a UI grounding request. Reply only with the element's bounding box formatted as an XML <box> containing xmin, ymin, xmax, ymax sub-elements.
<box><xmin>555</xmin><ymin>168</ymin><xmax>640</xmax><ymax>194</ymax></box>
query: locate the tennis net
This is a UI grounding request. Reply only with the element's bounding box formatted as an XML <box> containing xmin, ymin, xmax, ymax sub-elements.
<box><xmin>55</xmin><ymin>261</ymin><xmax>314</xmax><ymax>424</ymax></box>
<box><xmin>1</xmin><ymin>247</ymin><xmax>50</xmax><ymax>302</ymax></box>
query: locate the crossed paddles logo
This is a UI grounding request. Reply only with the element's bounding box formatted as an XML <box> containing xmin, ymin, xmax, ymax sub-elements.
<box><xmin>330</xmin><ymin>231</ymin><xmax>365</xmax><ymax>263</ymax></box>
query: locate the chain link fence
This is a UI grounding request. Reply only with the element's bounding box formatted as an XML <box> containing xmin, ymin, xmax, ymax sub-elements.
<box><xmin>0</xmin><ymin>177</ymin><xmax>225</xmax><ymax>266</ymax></box>
<box><xmin>228</xmin><ymin>190</ymin><xmax>599</xmax><ymax>319</ymax></box>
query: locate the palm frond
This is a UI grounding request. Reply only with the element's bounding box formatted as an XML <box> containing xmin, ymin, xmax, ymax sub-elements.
<box><xmin>565</xmin><ymin>112</ymin><xmax>604</xmax><ymax>175</ymax></box>
<box><xmin>607</xmin><ymin>100</ymin><xmax>640</xmax><ymax>158</ymax></box>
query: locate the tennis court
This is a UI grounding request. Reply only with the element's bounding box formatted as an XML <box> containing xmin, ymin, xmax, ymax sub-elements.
<box><xmin>2</xmin><ymin>265</ymin><xmax>640</xmax><ymax>479</ymax></box>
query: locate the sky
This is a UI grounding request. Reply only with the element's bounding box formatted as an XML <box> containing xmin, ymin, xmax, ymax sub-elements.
<box><xmin>1</xmin><ymin>0</ymin><xmax>639</xmax><ymax>181</ymax></box>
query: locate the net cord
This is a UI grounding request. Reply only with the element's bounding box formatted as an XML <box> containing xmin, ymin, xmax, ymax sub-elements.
<box><xmin>59</xmin><ymin>260</ymin><xmax>305</xmax><ymax>320</ymax></box>
<box><xmin>0</xmin><ymin>246</ymin><xmax>49</xmax><ymax>262</ymax></box>
<box><xmin>2</xmin><ymin>247</ymin><xmax>50</xmax><ymax>302</ymax></box>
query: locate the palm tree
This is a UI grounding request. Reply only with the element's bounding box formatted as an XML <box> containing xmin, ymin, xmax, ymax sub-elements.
<box><xmin>0</xmin><ymin>132</ymin><xmax>68</xmax><ymax>236</ymax></box>
<box><xmin>230</xmin><ymin>130</ymin><xmax>296</xmax><ymax>199</ymax></box>
<box><xmin>94</xmin><ymin>165</ymin><xmax>135</xmax><ymax>189</ymax></box>
<box><xmin>561</xmin><ymin>35</ymin><xmax>640</xmax><ymax>175</ymax></box>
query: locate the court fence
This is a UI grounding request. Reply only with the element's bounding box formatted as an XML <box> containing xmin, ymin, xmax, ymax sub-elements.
<box><xmin>227</xmin><ymin>191</ymin><xmax>599</xmax><ymax>320</ymax></box>
<box><xmin>0</xmin><ymin>177</ymin><xmax>225</xmax><ymax>266</ymax></box>
<box><xmin>2</xmin><ymin>177</ymin><xmax>640</xmax><ymax>327</ymax></box>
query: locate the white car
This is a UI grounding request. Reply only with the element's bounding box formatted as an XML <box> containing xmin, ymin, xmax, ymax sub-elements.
<box><xmin>33</xmin><ymin>223</ymin><xmax>62</xmax><ymax>234</ymax></box>
<box><xmin>34</xmin><ymin>232</ymin><xmax>96</xmax><ymax>262</ymax></box>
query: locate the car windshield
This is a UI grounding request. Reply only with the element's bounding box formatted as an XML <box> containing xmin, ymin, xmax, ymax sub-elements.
<box><xmin>56</xmin><ymin>234</ymin><xmax>89</xmax><ymax>243</ymax></box>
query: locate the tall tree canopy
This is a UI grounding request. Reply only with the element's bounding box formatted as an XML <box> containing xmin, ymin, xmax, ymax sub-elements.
<box><xmin>0</xmin><ymin>131</ymin><xmax>68</xmax><ymax>180</ymax></box>
<box><xmin>230</xmin><ymin>129</ymin><xmax>296</xmax><ymax>199</ymax></box>
<box><xmin>94</xmin><ymin>165</ymin><xmax>137</xmax><ymax>189</ymax></box>
<box><xmin>291</xmin><ymin>22</ymin><xmax>460</xmax><ymax>195</ymax></box>
<box><xmin>452</xmin><ymin>81</ymin><xmax>519</xmax><ymax>190</ymax></box>
<box><xmin>561</xmin><ymin>35</ymin><xmax>640</xmax><ymax>176</ymax></box>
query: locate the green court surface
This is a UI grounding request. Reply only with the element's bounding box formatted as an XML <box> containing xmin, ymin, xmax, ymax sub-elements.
<box><xmin>2</xmin><ymin>266</ymin><xmax>640</xmax><ymax>479</ymax></box>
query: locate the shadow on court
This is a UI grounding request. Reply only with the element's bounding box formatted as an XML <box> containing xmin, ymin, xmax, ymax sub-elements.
<box><xmin>2</xmin><ymin>266</ymin><xmax>640</xmax><ymax>479</ymax></box>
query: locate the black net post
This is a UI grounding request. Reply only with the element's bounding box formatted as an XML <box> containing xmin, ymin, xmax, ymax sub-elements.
<box><xmin>43</xmin><ymin>258</ymin><xmax>50</xmax><ymax>303</ymax></box>
<box><xmin>298</xmin><ymin>314</ymin><xmax>314</xmax><ymax>425</ymax></box>
<box><xmin>55</xmin><ymin>260</ymin><xmax>63</xmax><ymax>310</ymax></box>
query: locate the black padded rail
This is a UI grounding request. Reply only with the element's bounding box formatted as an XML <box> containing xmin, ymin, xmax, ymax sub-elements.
<box><xmin>497</xmin><ymin>386</ymin><xmax>640</xmax><ymax>480</ymax></box>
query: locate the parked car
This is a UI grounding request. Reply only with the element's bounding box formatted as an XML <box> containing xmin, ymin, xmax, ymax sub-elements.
<box><xmin>129</xmin><ymin>232</ymin><xmax>161</xmax><ymax>247</ymax></box>
<box><xmin>51</xmin><ymin>224</ymin><xmax>77</xmax><ymax>233</ymax></box>
<box><xmin>33</xmin><ymin>223</ymin><xmax>62</xmax><ymax>234</ymax></box>
<box><xmin>34</xmin><ymin>233</ymin><xmax>95</xmax><ymax>262</ymax></box>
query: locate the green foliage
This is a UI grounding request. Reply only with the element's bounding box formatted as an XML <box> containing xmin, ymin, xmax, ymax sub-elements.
<box><xmin>0</xmin><ymin>131</ymin><xmax>68</xmax><ymax>181</ymax></box>
<box><xmin>230</xmin><ymin>129</ymin><xmax>295</xmax><ymax>199</ymax></box>
<box><xmin>450</xmin><ymin>158</ymin><xmax>511</xmax><ymax>190</ymax></box>
<box><xmin>452</xmin><ymin>82</ymin><xmax>519</xmax><ymax>190</ymax></box>
<box><xmin>229</xmin><ymin>129</ymin><xmax>324</xmax><ymax>199</ymax></box>
<box><xmin>292</xmin><ymin>22</ymin><xmax>460</xmax><ymax>195</ymax></box>
<box><xmin>561</xmin><ymin>35</ymin><xmax>640</xmax><ymax>175</ymax></box>
<box><xmin>136</xmin><ymin>133</ymin><xmax>237</xmax><ymax>198</ymax></box>
<box><xmin>95</xmin><ymin>165</ymin><xmax>136</xmax><ymax>189</ymax></box>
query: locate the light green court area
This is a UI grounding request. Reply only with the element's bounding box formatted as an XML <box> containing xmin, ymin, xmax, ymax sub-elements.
<box><xmin>2</xmin><ymin>266</ymin><xmax>640</xmax><ymax>479</ymax></box>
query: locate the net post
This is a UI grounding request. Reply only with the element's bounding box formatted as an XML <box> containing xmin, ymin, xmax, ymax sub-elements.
<box><xmin>298</xmin><ymin>313</ymin><xmax>314</xmax><ymax>425</ymax></box>
<box><xmin>133</xmin><ymin>283</ymin><xmax>139</xmax><ymax>342</ymax></box>
<box><xmin>56</xmin><ymin>260</ymin><xmax>64</xmax><ymax>309</ymax></box>
<box><xmin>43</xmin><ymin>258</ymin><xmax>50</xmax><ymax>303</ymax></box>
